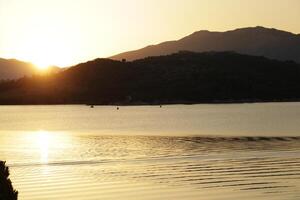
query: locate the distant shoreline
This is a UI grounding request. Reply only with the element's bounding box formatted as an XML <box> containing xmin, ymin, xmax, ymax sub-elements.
<box><xmin>1</xmin><ymin>99</ymin><xmax>300</xmax><ymax>106</ymax></box>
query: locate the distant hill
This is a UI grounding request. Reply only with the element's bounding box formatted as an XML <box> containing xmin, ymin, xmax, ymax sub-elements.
<box><xmin>0</xmin><ymin>58</ymin><xmax>64</xmax><ymax>80</ymax></box>
<box><xmin>1</xmin><ymin>52</ymin><xmax>300</xmax><ymax>105</ymax></box>
<box><xmin>110</xmin><ymin>26</ymin><xmax>300</xmax><ymax>63</ymax></box>
<box><xmin>0</xmin><ymin>58</ymin><xmax>36</xmax><ymax>80</ymax></box>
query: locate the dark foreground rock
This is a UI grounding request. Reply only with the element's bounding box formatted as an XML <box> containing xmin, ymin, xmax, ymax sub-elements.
<box><xmin>0</xmin><ymin>161</ymin><xmax>18</xmax><ymax>200</ymax></box>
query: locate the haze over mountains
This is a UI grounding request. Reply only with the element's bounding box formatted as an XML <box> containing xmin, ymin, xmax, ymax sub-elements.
<box><xmin>0</xmin><ymin>58</ymin><xmax>36</xmax><ymax>80</ymax></box>
<box><xmin>0</xmin><ymin>59</ymin><xmax>63</xmax><ymax>80</ymax></box>
<box><xmin>111</xmin><ymin>26</ymin><xmax>300</xmax><ymax>63</ymax></box>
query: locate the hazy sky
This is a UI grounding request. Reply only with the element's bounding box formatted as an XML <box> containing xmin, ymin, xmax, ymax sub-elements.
<box><xmin>0</xmin><ymin>0</ymin><xmax>299</xmax><ymax>67</ymax></box>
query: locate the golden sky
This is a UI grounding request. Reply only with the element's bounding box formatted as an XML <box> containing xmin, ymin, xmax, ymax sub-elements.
<box><xmin>0</xmin><ymin>0</ymin><xmax>299</xmax><ymax>68</ymax></box>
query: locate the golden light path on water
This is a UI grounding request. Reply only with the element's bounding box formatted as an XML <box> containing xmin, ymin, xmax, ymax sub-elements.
<box><xmin>36</xmin><ymin>131</ymin><xmax>50</xmax><ymax>163</ymax></box>
<box><xmin>19</xmin><ymin>130</ymin><xmax>73</xmax><ymax>165</ymax></box>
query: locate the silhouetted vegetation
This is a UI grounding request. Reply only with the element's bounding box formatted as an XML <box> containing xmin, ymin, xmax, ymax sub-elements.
<box><xmin>0</xmin><ymin>161</ymin><xmax>18</xmax><ymax>200</ymax></box>
<box><xmin>0</xmin><ymin>51</ymin><xmax>300</xmax><ymax>105</ymax></box>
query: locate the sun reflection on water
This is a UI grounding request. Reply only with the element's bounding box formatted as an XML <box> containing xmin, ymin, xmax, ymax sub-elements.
<box><xmin>22</xmin><ymin>130</ymin><xmax>72</xmax><ymax>164</ymax></box>
<box><xmin>37</xmin><ymin>130</ymin><xmax>51</xmax><ymax>163</ymax></box>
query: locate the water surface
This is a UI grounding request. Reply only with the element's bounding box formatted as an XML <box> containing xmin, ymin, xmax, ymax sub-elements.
<box><xmin>0</xmin><ymin>103</ymin><xmax>300</xmax><ymax>200</ymax></box>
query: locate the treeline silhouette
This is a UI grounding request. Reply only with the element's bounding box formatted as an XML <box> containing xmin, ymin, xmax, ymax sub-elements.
<box><xmin>0</xmin><ymin>51</ymin><xmax>300</xmax><ymax>105</ymax></box>
<box><xmin>0</xmin><ymin>161</ymin><xmax>18</xmax><ymax>200</ymax></box>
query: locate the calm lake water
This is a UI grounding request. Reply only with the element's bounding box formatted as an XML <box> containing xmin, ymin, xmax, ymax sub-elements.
<box><xmin>0</xmin><ymin>103</ymin><xmax>300</xmax><ymax>200</ymax></box>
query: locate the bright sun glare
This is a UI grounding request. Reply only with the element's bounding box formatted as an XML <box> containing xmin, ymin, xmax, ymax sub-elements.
<box><xmin>21</xmin><ymin>36</ymin><xmax>73</xmax><ymax>70</ymax></box>
<box><xmin>27</xmin><ymin>35</ymin><xmax>72</xmax><ymax>70</ymax></box>
<box><xmin>11</xmin><ymin>19</ymin><xmax>77</xmax><ymax>69</ymax></box>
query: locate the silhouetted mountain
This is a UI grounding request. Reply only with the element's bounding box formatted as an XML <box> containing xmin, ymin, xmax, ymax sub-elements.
<box><xmin>44</xmin><ymin>66</ymin><xmax>65</xmax><ymax>74</ymax></box>
<box><xmin>110</xmin><ymin>27</ymin><xmax>300</xmax><ymax>63</ymax></box>
<box><xmin>0</xmin><ymin>58</ymin><xmax>36</xmax><ymax>80</ymax></box>
<box><xmin>0</xmin><ymin>51</ymin><xmax>300</xmax><ymax>105</ymax></box>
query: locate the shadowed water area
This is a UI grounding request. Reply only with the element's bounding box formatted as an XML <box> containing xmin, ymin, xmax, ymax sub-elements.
<box><xmin>0</xmin><ymin>103</ymin><xmax>300</xmax><ymax>200</ymax></box>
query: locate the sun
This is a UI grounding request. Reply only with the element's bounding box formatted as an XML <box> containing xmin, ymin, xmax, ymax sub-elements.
<box><xmin>34</xmin><ymin>61</ymin><xmax>51</xmax><ymax>71</ymax></box>
<box><xmin>21</xmin><ymin>36</ymin><xmax>73</xmax><ymax>70</ymax></box>
<box><xmin>27</xmin><ymin>37</ymin><xmax>72</xmax><ymax>70</ymax></box>
<box><xmin>28</xmin><ymin>36</ymin><xmax>72</xmax><ymax>70</ymax></box>
<box><xmin>9</xmin><ymin>20</ymin><xmax>77</xmax><ymax>69</ymax></box>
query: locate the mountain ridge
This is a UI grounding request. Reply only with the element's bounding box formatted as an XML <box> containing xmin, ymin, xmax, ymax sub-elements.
<box><xmin>110</xmin><ymin>26</ymin><xmax>300</xmax><ymax>63</ymax></box>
